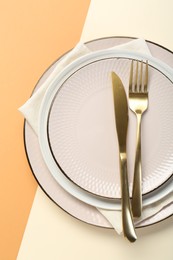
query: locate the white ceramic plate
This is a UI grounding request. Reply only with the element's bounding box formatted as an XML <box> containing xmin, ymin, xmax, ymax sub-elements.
<box><xmin>48</xmin><ymin>57</ymin><xmax>173</xmax><ymax>199</ymax></box>
<box><xmin>38</xmin><ymin>45</ymin><xmax>173</xmax><ymax>210</ymax></box>
<box><xmin>24</xmin><ymin>37</ymin><xmax>173</xmax><ymax>227</ymax></box>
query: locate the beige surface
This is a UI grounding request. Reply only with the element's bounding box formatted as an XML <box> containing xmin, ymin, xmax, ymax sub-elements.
<box><xmin>81</xmin><ymin>0</ymin><xmax>173</xmax><ymax>50</ymax></box>
<box><xmin>17</xmin><ymin>0</ymin><xmax>173</xmax><ymax>259</ymax></box>
<box><xmin>18</xmin><ymin>187</ymin><xmax>173</xmax><ymax>260</ymax></box>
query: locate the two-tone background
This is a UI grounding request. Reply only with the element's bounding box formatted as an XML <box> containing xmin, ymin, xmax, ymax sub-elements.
<box><xmin>1</xmin><ymin>1</ymin><xmax>173</xmax><ymax>259</ymax></box>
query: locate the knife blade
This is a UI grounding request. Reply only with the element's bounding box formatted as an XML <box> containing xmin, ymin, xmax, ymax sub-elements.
<box><xmin>111</xmin><ymin>72</ymin><xmax>137</xmax><ymax>242</ymax></box>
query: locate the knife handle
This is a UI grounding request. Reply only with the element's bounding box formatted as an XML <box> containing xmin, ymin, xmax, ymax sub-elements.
<box><xmin>119</xmin><ymin>153</ymin><xmax>137</xmax><ymax>242</ymax></box>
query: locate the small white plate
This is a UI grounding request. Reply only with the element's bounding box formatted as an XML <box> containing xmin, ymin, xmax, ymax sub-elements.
<box><xmin>47</xmin><ymin>57</ymin><xmax>173</xmax><ymax>199</ymax></box>
<box><xmin>38</xmin><ymin>46</ymin><xmax>173</xmax><ymax>210</ymax></box>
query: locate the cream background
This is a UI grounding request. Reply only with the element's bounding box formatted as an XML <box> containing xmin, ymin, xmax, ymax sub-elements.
<box><xmin>81</xmin><ymin>0</ymin><xmax>173</xmax><ymax>49</ymax></box>
<box><xmin>17</xmin><ymin>0</ymin><xmax>173</xmax><ymax>259</ymax></box>
<box><xmin>18</xmin><ymin>187</ymin><xmax>173</xmax><ymax>260</ymax></box>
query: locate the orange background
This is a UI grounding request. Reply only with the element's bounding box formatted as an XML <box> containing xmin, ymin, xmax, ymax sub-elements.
<box><xmin>0</xmin><ymin>1</ymin><xmax>90</xmax><ymax>259</ymax></box>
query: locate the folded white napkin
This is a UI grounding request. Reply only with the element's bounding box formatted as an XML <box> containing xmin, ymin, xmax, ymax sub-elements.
<box><xmin>19</xmin><ymin>43</ymin><xmax>91</xmax><ymax>134</ymax></box>
<box><xmin>19</xmin><ymin>39</ymin><xmax>173</xmax><ymax>235</ymax></box>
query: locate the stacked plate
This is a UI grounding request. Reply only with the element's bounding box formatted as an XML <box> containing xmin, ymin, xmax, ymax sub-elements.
<box><xmin>24</xmin><ymin>37</ymin><xmax>173</xmax><ymax>228</ymax></box>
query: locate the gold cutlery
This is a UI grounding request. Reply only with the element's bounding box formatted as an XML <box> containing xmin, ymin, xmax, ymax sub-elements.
<box><xmin>111</xmin><ymin>72</ymin><xmax>137</xmax><ymax>242</ymax></box>
<box><xmin>129</xmin><ymin>60</ymin><xmax>149</xmax><ymax>218</ymax></box>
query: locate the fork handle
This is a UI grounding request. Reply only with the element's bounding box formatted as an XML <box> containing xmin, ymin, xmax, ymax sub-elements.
<box><xmin>132</xmin><ymin>113</ymin><xmax>142</xmax><ymax>218</ymax></box>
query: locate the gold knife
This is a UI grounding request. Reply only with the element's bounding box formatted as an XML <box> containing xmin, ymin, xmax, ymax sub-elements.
<box><xmin>111</xmin><ymin>72</ymin><xmax>137</xmax><ymax>242</ymax></box>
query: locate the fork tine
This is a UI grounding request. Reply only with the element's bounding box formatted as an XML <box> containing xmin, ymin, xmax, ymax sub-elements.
<box><xmin>129</xmin><ymin>60</ymin><xmax>133</xmax><ymax>92</ymax></box>
<box><xmin>134</xmin><ymin>61</ymin><xmax>138</xmax><ymax>92</ymax></box>
<box><xmin>139</xmin><ymin>61</ymin><xmax>143</xmax><ymax>92</ymax></box>
<box><xmin>144</xmin><ymin>60</ymin><xmax>148</xmax><ymax>92</ymax></box>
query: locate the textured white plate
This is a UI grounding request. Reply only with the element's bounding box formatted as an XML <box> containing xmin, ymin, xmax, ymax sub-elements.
<box><xmin>48</xmin><ymin>58</ymin><xmax>173</xmax><ymax>199</ymax></box>
<box><xmin>38</xmin><ymin>45</ymin><xmax>173</xmax><ymax>210</ymax></box>
<box><xmin>25</xmin><ymin>37</ymin><xmax>173</xmax><ymax>227</ymax></box>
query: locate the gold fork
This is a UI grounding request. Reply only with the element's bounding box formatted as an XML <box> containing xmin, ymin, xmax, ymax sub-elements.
<box><xmin>129</xmin><ymin>60</ymin><xmax>149</xmax><ymax>218</ymax></box>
